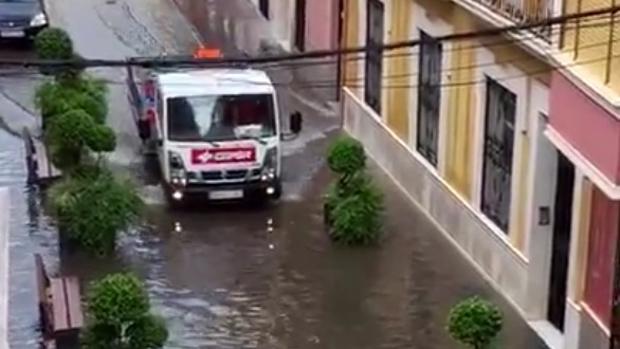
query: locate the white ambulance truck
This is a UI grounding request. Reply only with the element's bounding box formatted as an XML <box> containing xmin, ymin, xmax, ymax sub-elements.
<box><xmin>127</xmin><ymin>63</ymin><xmax>302</xmax><ymax>205</ymax></box>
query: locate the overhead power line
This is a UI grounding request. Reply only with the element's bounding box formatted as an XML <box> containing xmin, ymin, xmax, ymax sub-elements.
<box><xmin>0</xmin><ymin>5</ymin><xmax>618</xmax><ymax>68</ymax></box>
<box><xmin>259</xmin><ymin>16</ymin><xmax>618</xmax><ymax>72</ymax></box>
<box><xmin>3</xmin><ymin>41</ymin><xmax>616</xmax><ymax>93</ymax></box>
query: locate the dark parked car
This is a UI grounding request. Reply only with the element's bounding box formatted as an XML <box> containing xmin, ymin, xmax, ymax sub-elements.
<box><xmin>0</xmin><ymin>0</ymin><xmax>48</xmax><ymax>41</ymax></box>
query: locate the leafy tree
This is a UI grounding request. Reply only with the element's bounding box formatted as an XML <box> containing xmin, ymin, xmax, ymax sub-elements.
<box><xmin>83</xmin><ymin>273</ymin><xmax>168</xmax><ymax>349</ymax></box>
<box><xmin>48</xmin><ymin>168</ymin><xmax>142</xmax><ymax>255</ymax></box>
<box><xmin>447</xmin><ymin>296</ymin><xmax>503</xmax><ymax>349</ymax></box>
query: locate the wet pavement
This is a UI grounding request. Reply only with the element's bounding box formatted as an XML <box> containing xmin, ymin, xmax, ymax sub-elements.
<box><xmin>0</xmin><ymin>0</ymin><xmax>547</xmax><ymax>348</ymax></box>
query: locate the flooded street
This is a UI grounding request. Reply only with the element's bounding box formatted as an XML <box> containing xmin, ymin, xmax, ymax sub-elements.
<box><xmin>0</xmin><ymin>0</ymin><xmax>548</xmax><ymax>348</ymax></box>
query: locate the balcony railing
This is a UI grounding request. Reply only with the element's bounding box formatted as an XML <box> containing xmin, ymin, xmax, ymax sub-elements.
<box><xmin>473</xmin><ymin>0</ymin><xmax>555</xmax><ymax>40</ymax></box>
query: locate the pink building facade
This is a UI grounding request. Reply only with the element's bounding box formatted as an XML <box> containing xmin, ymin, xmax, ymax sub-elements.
<box><xmin>549</xmin><ymin>72</ymin><xmax>620</xmax><ymax>184</ymax></box>
<box><xmin>305</xmin><ymin>0</ymin><xmax>340</xmax><ymax>51</ymax></box>
<box><xmin>548</xmin><ymin>70</ymin><xmax>620</xmax><ymax>349</ymax></box>
<box><xmin>298</xmin><ymin>0</ymin><xmax>342</xmax><ymax>101</ymax></box>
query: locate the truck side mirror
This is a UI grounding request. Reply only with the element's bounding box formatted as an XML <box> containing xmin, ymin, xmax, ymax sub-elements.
<box><xmin>290</xmin><ymin>111</ymin><xmax>302</xmax><ymax>134</ymax></box>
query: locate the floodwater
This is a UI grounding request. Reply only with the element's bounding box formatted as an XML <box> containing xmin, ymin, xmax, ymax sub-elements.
<box><xmin>2</xmin><ymin>119</ymin><xmax>547</xmax><ymax>348</ymax></box>
<box><xmin>1</xmin><ymin>0</ymin><xmax>548</xmax><ymax>347</ymax></box>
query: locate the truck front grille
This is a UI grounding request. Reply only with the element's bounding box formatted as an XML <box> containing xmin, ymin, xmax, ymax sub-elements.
<box><xmin>201</xmin><ymin>171</ymin><xmax>223</xmax><ymax>180</ymax></box>
<box><xmin>225</xmin><ymin>170</ymin><xmax>248</xmax><ymax>180</ymax></box>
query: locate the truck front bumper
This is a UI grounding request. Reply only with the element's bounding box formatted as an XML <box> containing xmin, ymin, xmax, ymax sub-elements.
<box><xmin>167</xmin><ymin>179</ymin><xmax>280</xmax><ymax>202</ymax></box>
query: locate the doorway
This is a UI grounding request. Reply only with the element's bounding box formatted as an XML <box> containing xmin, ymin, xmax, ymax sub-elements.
<box><xmin>259</xmin><ymin>0</ymin><xmax>269</xmax><ymax>19</ymax></box>
<box><xmin>547</xmin><ymin>152</ymin><xmax>575</xmax><ymax>331</ymax></box>
<box><xmin>295</xmin><ymin>0</ymin><xmax>306</xmax><ymax>51</ymax></box>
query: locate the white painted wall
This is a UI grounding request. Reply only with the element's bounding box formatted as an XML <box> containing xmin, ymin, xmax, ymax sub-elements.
<box><xmin>0</xmin><ymin>188</ymin><xmax>9</xmax><ymax>349</ymax></box>
<box><xmin>248</xmin><ymin>0</ymin><xmax>296</xmax><ymax>50</ymax></box>
<box><xmin>524</xmin><ymin>111</ymin><xmax>557</xmax><ymax>319</ymax></box>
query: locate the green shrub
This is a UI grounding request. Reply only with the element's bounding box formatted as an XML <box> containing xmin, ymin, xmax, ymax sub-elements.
<box><xmin>35</xmin><ymin>78</ymin><xmax>107</xmax><ymax>124</ymax></box>
<box><xmin>45</xmin><ymin>109</ymin><xmax>94</xmax><ymax>170</ymax></box>
<box><xmin>45</xmin><ymin>108</ymin><xmax>114</xmax><ymax>169</ymax></box>
<box><xmin>48</xmin><ymin>169</ymin><xmax>142</xmax><ymax>255</ymax></box>
<box><xmin>88</xmin><ymin>273</ymin><xmax>149</xmax><ymax>324</ymax></box>
<box><xmin>85</xmin><ymin>125</ymin><xmax>116</xmax><ymax>153</ymax></box>
<box><xmin>329</xmin><ymin>178</ymin><xmax>383</xmax><ymax>245</ymax></box>
<box><xmin>327</xmin><ymin>135</ymin><xmax>366</xmax><ymax>177</ymax></box>
<box><xmin>34</xmin><ymin>27</ymin><xmax>78</xmax><ymax>78</ymax></box>
<box><xmin>324</xmin><ymin>135</ymin><xmax>384</xmax><ymax>245</ymax></box>
<box><xmin>34</xmin><ymin>27</ymin><xmax>74</xmax><ymax>60</ymax></box>
<box><xmin>447</xmin><ymin>297</ymin><xmax>503</xmax><ymax>349</ymax></box>
<box><xmin>83</xmin><ymin>273</ymin><xmax>168</xmax><ymax>349</ymax></box>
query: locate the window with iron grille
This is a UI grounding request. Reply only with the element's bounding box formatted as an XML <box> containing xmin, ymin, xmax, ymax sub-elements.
<box><xmin>364</xmin><ymin>0</ymin><xmax>384</xmax><ymax>114</ymax></box>
<box><xmin>481</xmin><ymin>78</ymin><xmax>516</xmax><ymax>233</ymax></box>
<box><xmin>416</xmin><ymin>31</ymin><xmax>442</xmax><ymax>166</ymax></box>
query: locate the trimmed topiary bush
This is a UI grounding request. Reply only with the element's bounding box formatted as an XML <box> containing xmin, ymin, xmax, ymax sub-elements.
<box><xmin>34</xmin><ymin>27</ymin><xmax>78</xmax><ymax>78</ymax></box>
<box><xmin>48</xmin><ymin>168</ymin><xmax>142</xmax><ymax>255</ymax></box>
<box><xmin>36</xmin><ymin>77</ymin><xmax>107</xmax><ymax>126</ymax></box>
<box><xmin>34</xmin><ymin>26</ymin><xmax>141</xmax><ymax>258</ymax></box>
<box><xmin>34</xmin><ymin>27</ymin><xmax>74</xmax><ymax>60</ymax></box>
<box><xmin>82</xmin><ymin>273</ymin><xmax>168</xmax><ymax>349</ymax></box>
<box><xmin>447</xmin><ymin>296</ymin><xmax>503</xmax><ymax>349</ymax></box>
<box><xmin>45</xmin><ymin>109</ymin><xmax>94</xmax><ymax>170</ymax></box>
<box><xmin>45</xmin><ymin>109</ymin><xmax>115</xmax><ymax>170</ymax></box>
<box><xmin>85</xmin><ymin>125</ymin><xmax>117</xmax><ymax>153</ymax></box>
<box><xmin>329</xmin><ymin>176</ymin><xmax>383</xmax><ymax>245</ymax></box>
<box><xmin>327</xmin><ymin>135</ymin><xmax>366</xmax><ymax>178</ymax></box>
<box><xmin>324</xmin><ymin>135</ymin><xmax>383</xmax><ymax>245</ymax></box>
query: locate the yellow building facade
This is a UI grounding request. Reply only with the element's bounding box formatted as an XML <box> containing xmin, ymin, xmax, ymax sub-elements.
<box><xmin>338</xmin><ymin>1</ymin><xmax>609</xmax><ymax>348</ymax></box>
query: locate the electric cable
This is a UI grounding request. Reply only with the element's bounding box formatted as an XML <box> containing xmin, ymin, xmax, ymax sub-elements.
<box><xmin>0</xmin><ymin>5</ymin><xmax>616</xmax><ymax>68</ymax></box>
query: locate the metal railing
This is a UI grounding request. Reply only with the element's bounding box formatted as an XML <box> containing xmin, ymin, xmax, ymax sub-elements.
<box><xmin>471</xmin><ymin>0</ymin><xmax>555</xmax><ymax>41</ymax></box>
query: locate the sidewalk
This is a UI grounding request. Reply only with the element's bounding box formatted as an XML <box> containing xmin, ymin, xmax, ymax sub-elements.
<box><xmin>364</xmin><ymin>160</ymin><xmax>549</xmax><ymax>349</ymax></box>
<box><xmin>0</xmin><ymin>187</ymin><xmax>9</xmax><ymax>349</ymax></box>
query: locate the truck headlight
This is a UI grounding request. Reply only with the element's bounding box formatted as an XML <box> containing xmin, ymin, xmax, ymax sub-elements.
<box><xmin>168</xmin><ymin>151</ymin><xmax>186</xmax><ymax>185</ymax></box>
<box><xmin>30</xmin><ymin>13</ymin><xmax>47</xmax><ymax>27</ymax></box>
<box><xmin>261</xmin><ymin>148</ymin><xmax>277</xmax><ymax>181</ymax></box>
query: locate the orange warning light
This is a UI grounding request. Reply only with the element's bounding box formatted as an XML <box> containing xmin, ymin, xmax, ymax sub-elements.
<box><xmin>193</xmin><ymin>46</ymin><xmax>222</xmax><ymax>59</ymax></box>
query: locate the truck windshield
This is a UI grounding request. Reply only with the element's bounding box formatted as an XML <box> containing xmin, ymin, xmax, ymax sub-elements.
<box><xmin>166</xmin><ymin>94</ymin><xmax>276</xmax><ymax>142</ymax></box>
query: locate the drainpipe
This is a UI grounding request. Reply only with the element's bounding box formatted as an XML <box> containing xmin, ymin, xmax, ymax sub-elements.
<box><xmin>335</xmin><ymin>0</ymin><xmax>345</xmax><ymax>101</ymax></box>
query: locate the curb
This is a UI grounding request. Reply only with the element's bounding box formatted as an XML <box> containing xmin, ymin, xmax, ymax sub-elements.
<box><xmin>0</xmin><ymin>187</ymin><xmax>9</xmax><ymax>349</ymax></box>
